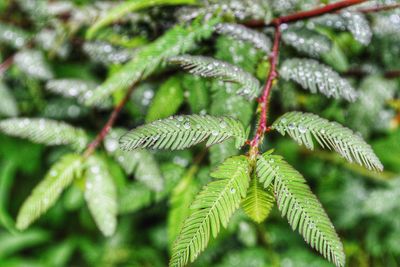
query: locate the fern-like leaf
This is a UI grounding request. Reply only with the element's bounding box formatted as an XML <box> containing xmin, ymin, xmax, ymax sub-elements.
<box><xmin>13</xmin><ymin>49</ymin><xmax>53</xmax><ymax>80</ymax></box>
<box><xmin>0</xmin><ymin>118</ymin><xmax>89</xmax><ymax>151</ymax></box>
<box><xmin>281</xmin><ymin>28</ymin><xmax>331</xmax><ymax>57</ymax></box>
<box><xmin>0</xmin><ymin>82</ymin><xmax>18</xmax><ymax>117</ymax></box>
<box><xmin>242</xmin><ymin>175</ymin><xmax>274</xmax><ymax>223</ymax></box>
<box><xmin>85</xmin><ymin>20</ymin><xmax>216</xmax><ymax>106</ymax></box>
<box><xmin>16</xmin><ymin>154</ymin><xmax>83</xmax><ymax>230</ymax></box>
<box><xmin>257</xmin><ymin>152</ymin><xmax>345</xmax><ymax>267</ymax></box>
<box><xmin>169</xmin><ymin>156</ymin><xmax>251</xmax><ymax>267</ymax></box>
<box><xmin>168</xmin><ymin>169</ymin><xmax>199</xmax><ymax>249</ymax></box>
<box><xmin>120</xmin><ymin>115</ymin><xmax>246</xmax><ymax>151</ymax></box>
<box><xmin>312</xmin><ymin>12</ymin><xmax>372</xmax><ymax>45</ymax></box>
<box><xmin>169</xmin><ymin>55</ymin><xmax>261</xmax><ymax>99</ymax></box>
<box><xmin>272</xmin><ymin>112</ymin><xmax>383</xmax><ymax>171</ymax></box>
<box><xmin>105</xmin><ymin>129</ymin><xmax>164</xmax><ymax>191</ymax></box>
<box><xmin>280</xmin><ymin>58</ymin><xmax>358</xmax><ymax>102</ymax></box>
<box><xmin>86</xmin><ymin>0</ymin><xmax>196</xmax><ymax>39</ymax></box>
<box><xmin>215</xmin><ymin>23</ymin><xmax>271</xmax><ymax>53</ymax></box>
<box><xmin>84</xmin><ymin>155</ymin><xmax>117</xmax><ymax>237</ymax></box>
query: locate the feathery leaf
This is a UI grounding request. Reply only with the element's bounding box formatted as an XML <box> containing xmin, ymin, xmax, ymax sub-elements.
<box><xmin>16</xmin><ymin>154</ymin><xmax>83</xmax><ymax>230</ymax></box>
<box><xmin>169</xmin><ymin>55</ymin><xmax>261</xmax><ymax>99</ymax></box>
<box><xmin>86</xmin><ymin>0</ymin><xmax>196</xmax><ymax>39</ymax></box>
<box><xmin>0</xmin><ymin>118</ymin><xmax>89</xmax><ymax>151</ymax></box>
<box><xmin>120</xmin><ymin>115</ymin><xmax>246</xmax><ymax>151</ymax></box>
<box><xmin>272</xmin><ymin>112</ymin><xmax>383</xmax><ymax>171</ymax></box>
<box><xmin>280</xmin><ymin>58</ymin><xmax>358</xmax><ymax>101</ymax></box>
<box><xmin>13</xmin><ymin>49</ymin><xmax>53</xmax><ymax>80</ymax></box>
<box><xmin>85</xmin><ymin>20</ymin><xmax>217</xmax><ymax>106</ymax></box>
<box><xmin>169</xmin><ymin>156</ymin><xmax>251</xmax><ymax>267</ymax></box>
<box><xmin>242</xmin><ymin>175</ymin><xmax>274</xmax><ymax>223</ymax></box>
<box><xmin>257</xmin><ymin>152</ymin><xmax>345</xmax><ymax>267</ymax></box>
<box><xmin>281</xmin><ymin>28</ymin><xmax>331</xmax><ymax>57</ymax></box>
<box><xmin>84</xmin><ymin>155</ymin><xmax>117</xmax><ymax>237</ymax></box>
<box><xmin>105</xmin><ymin>129</ymin><xmax>164</xmax><ymax>191</ymax></box>
<box><xmin>168</xmin><ymin>169</ymin><xmax>199</xmax><ymax>249</ymax></box>
<box><xmin>215</xmin><ymin>23</ymin><xmax>271</xmax><ymax>53</ymax></box>
<box><xmin>0</xmin><ymin>82</ymin><xmax>18</xmax><ymax>117</ymax></box>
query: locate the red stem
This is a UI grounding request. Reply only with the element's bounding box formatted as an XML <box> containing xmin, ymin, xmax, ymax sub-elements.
<box><xmin>0</xmin><ymin>55</ymin><xmax>14</xmax><ymax>75</ymax></box>
<box><xmin>249</xmin><ymin>24</ymin><xmax>281</xmax><ymax>154</ymax></box>
<box><xmin>247</xmin><ymin>0</ymin><xmax>368</xmax><ymax>157</ymax></box>
<box><xmin>245</xmin><ymin>0</ymin><xmax>367</xmax><ymax>27</ymax></box>
<box><xmin>83</xmin><ymin>84</ymin><xmax>136</xmax><ymax>158</ymax></box>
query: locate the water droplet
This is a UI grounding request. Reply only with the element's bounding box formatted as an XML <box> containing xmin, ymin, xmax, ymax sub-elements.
<box><xmin>230</xmin><ymin>188</ymin><xmax>236</xmax><ymax>194</ymax></box>
<box><xmin>298</xmin><ymin>124</ymin><xmax>307</xmax><ymax>134</ymax></box>
<box><xmin>219</xmin><ymin>120</ymin><xmax>227</xmax><ymax>129</ymax></box>
<box><xmin>212</xmin><ymin>130</ymin><xmax>218</xmax><ymax>136</ymax></box>
<box><xmin>288</xmin><ymin>123</ymin><xmax>296</xmax><ymax>130</ymax></box>
<box><xmin>183</xmin><ymin>121</ymin><xmax>191</xmax><ymax>129</ymax></box>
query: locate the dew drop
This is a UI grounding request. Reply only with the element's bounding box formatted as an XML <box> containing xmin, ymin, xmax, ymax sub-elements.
<box><xmin>183</xmin><ymin>121</ymin><xmax>191</xmax><ymax>129</ymax></box>
<box><xmin>288</xmin><ymin>123</ymin><xmax>296</xmax><ymax>130</ymax></box>
<box><xmin>298</xmin><ymin>124</ymin><xmax>307</xmax><ymax>134</ymax></box>
<box><xmin>212</xmin><ymin>130</ymin><xmax>218</xmax><ymax>136</ymax></box>
<box><xmin>230</xmin><ymin>188</ymin><xmax>236</xmax><ymax>194</ymax></box>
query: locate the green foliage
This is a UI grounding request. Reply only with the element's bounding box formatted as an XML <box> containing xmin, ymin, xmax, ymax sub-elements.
<box><xmin>169</xmin><ymin>55</ymin><xmax>261</xmax><ymax>99</ymax></box>
<box><xmin>281</xmin><ymin>28</ymin><xmax>331</xmax><ymax>57</ymax></box>
<box><xmin>1</xmin><ymin>1</ymin><xmax>399</xmax><ymax>266</ymax></box>
<box><xmin>272</xmin><ymin>112</ymin><xmax>383</xmax><ymax>171</ymax></box>
<box><xmin>280</xmin><ymin>58</ymin><xmax>358</xmax><ymax>101</ymax></box>
<box><xmin>85</xmin><ymin>19</ymin><xmax>217</xmax><ymax>106</ymax></box>
<box><xmin>168</xmin><ymin>168</ymin><xmax>199</xmax><ymax>248</ymax></box>
<box><xmin>86</xmin><ymin>0</ymin><xmax>196</xmax><ymax>39</ymax></box>
<box><xmin>170</xmin><ymin>156</ymin><xmax>251</xmax><ymax>267</ymax></box>
<box><xmin>146</xmin><ymin>77</ymin><xmax>184</xmax><ymax>122</ymax></box>
<box><xmin>257</xmin><ymin>151</ymin><xmax>345</xmax><ymax>267</ymax></box>
<box><xmin>16</xmin><ymin>154</ymin><xmax>83</xmax><ymax>230</ymax></box>
<box><xmin>0</xmin><ymin>118</ymin><xmax>89</xmax><ymax>152</ymax></box>
<box><xmin>120</xmin><ymin>115</ymin><xmax>246</xmax><ymax>151</ymax></box>
<box><xmin>215</xmin><ymin>23</ymin><xmax>271</xmax><ymax>53</ymax></box>
<box><xmin>84</xmin><ymin>155</ymin><xmax>117</xmax><ymax>237</ymax></box>
<box><xmin>241</xmin><ymin>175</ymin><xmax>274</xmax><ymax>223</ymax></box>
<box><xmin>0</xmin><ymin>82</ymin><xmax>18</xmax><ymax>117</ymax></box>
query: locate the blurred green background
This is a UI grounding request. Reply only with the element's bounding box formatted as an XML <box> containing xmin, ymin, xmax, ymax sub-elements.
<box><xmin>1</xmin><ymin>0</ymin><xmax>400</xmax><ymax>266</ymax></box>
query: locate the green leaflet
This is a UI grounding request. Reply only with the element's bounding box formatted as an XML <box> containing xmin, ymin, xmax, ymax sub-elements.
<box><xmin>146</xmin><ymin>77</ymin><xmax>184</xmax><ymax>122</ymax></box>
<box><xmin>105</xmin><ymin>129</ymin><xmax>164</xmax><ymax>192</ymax></box>
<box><xmin>120</xmin><ymin>115</ymin><xmax>246</xmax><ymax>151</ymax></box>
<box><xmin>168</xmin><ymin>167</ymin><xmax>199</xmax><ymax>249</ymax></box>
<box><xmin>84</xmin><ymin>155</ymin><xmax>118</xmax><ymax>237</ymax></box>
<box><xmin>118</xmin><ymin>182</ymin><xmax>152</xmax><ymax>214</ymax></box>
<box><xmin>86</xmin><ymin>0</ymin><xmax>197</xmax><ymax>39</ymax></box>
<box><xmin>16</xmin><ymin>154</ymin><xmax>83</xmax><ymax>230</ymax></box>
<box><xmin>0</xmin><ymin>118</ymin><xmax>89</xmax><ymax>152</ymax></box>
<box><xmin>181</xmin><ymin>75</ymin><xmax>209</xmax><ymax>114</ymax></box>
<box><xmin>169</xmin><ymin>55</ymin><xmax>261</xmax><ymax>99</ymax></box>
<box><xmin>85</xmin><ymin>19</ymin><xmax>217</xmax><ymax>106</ymax></box>
<box><xmin>0</xmin><ymin>22</ymin><xmax>30</xmax><ymax>49</ymax></box>
<box><xmin>0</xmin><ymin>82</ymin><xmax>19</xmax><ymax>117</ymax></box>
<box><xmin>272</xmin><ymin>112</ymin><xmax>383</xmax><ymax>171</ymax></box>
<box><xmin>280</xmin><ymin>58</ymin><xmax>357</xmax><ymax>102</ymax></box>
<box><xmin>241</xmin><ymin>175</ymin><xmax>274</xmax><ymax>223</ymax></box>
<box><xmin>169</xmin><ymin>156</ymin><xmax>251</xmax><ymax>267</ymax></box>
<box><xmin>13</xmin><ymin>49</ymin><xmax>53</xmax><ymax>80</ymax></box>
<box><xmin>257</xmin><ymin>152</ymin><xmax>345</xmax><ymax>267</ymax></box>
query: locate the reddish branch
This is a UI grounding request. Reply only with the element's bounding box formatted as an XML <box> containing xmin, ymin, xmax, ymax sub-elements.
<box><xmin>246</xmin><ymin>0</ymin><xmax>367</xmax><ymax>27</ymax></box>
<box><xmin>249</xmin><ymin>24</ymin><xmax>281</xmax><ymax>155</ymax></box>
<box><xmin>248</xmin><ymin>0</ymin><xmax>369</xmax><ymax>156</ymax></box>
<box><xmin>83</xmin><ymin>84</ymin><xmax>137</xmax><ymax>158</ymax></box>
<box><xmin>0</xmin><ymin>55</ymin><xmax>14</xmax><ymax>75</ymax></box>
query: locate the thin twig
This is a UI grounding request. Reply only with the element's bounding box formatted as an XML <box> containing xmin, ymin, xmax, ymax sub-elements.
<box><xmin>245</xmin><ymin>0</ymin><xmax>367</xmax><ymax>27</ymax></box>
<box><xmin>249</xmin><ymin>24</ymin><xmax>281</xmax><ymax>157</ymax></box>
<box><xmin>83</xmin><ymin>84</ymin><xmax>137</xmax><ymax>158</ymax></box>
<box><xmin>0</xmin><ymin>55</ymin><xmax>14</xmax><ymax>76</ymax></box>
